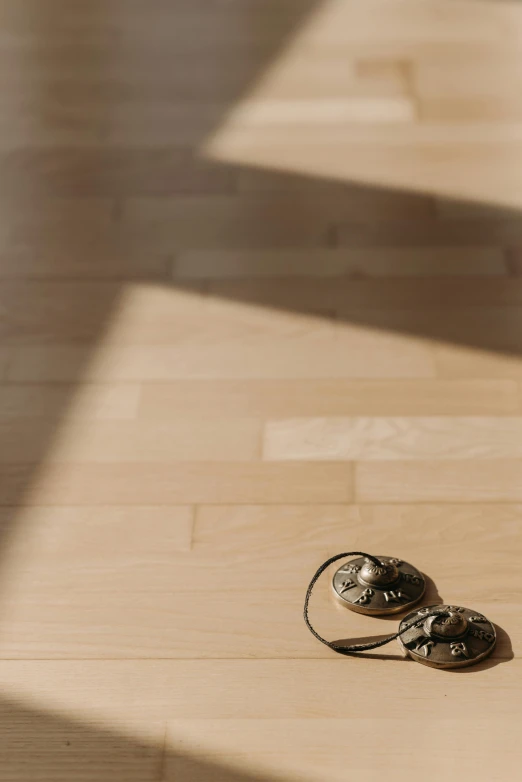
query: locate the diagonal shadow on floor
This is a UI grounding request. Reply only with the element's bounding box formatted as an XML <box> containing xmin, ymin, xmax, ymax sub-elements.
<box><xmin>0</xmin><ymin>692</ymin><xmax>284</xmax><ymax>782</ymax></box>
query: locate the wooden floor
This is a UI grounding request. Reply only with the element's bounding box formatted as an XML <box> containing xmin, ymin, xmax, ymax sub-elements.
<box><xmin>1</xmin><ymin>0</ymin><xmax>522</xmax><ymax>779</ymax></box>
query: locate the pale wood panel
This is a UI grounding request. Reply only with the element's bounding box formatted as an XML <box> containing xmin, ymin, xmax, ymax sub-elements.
<box><xmin>356</xmin><ymin>460</ymin><xmax>522</xmax><ymax>502</ymax></box>
<box><xmin>175</xmin><ymin>247</ymin><xmax>506</xmax><ymax>279</ymax></box>
<box><xmin>205</xmin><ymin>120</ymin><xmax>522</xmax><ymax>148</ymax></box>
<box><xmin>264</xmin><ymin>417</ymin><xmax>522</xmax><ymax>461</ymax></box>
<box><xmin>0</xmin><ymin>590</ymin><xmax>322</xmax><ymax>659</ymax></box>
<box><xmin>1</xmin><ymin>577</ymin><xmax>515</xmax><ymax>661</ymax></box>
<box><xmin>165</xmin><ymin>719</ymin><xmax>519</xmax><ymax>782</ymax></box>
<box><xmin>0</xmin><ymin>660</ymin><xmax>519</xmax><ymax>723</ymax></box>
<box><xmin>355</xmin><ymin>57</ymin><xmax>411</xmax><ymax>90</ymax></box>
<box><xmin>420</xmin><ymin>95</ymin><xmax>522</xmax><ymax>122</ymax></box>
<box><xmin>0</xmin><ymin>505</ymin><xmax>194</xmax><ymax>558</ymax></box>
<box><xmin>0</xmin><ymin>419</ymin><xmax>261</xmax><ymax>463</ymax></box>
<box><xmin>0</xmin><ymin>383</ymin><xmax>141</xmax><ymax>420</ymax></box>
<box><xmin>415</xmin><ymin>60</ymin><xmax>522</xmax><ymax>124</ymax></box>
<box><xmin>415</xmin><ymin>57</ymin><xmax>522</xmax><ymax>95</ymax></box>
<box><xmin>193</xmin><ymin>503</ymin><xmax>522</xmax><ymax>588</ymax></box>
<box><xmin>304</xmin><ymin>0</ymin><xmax>520</xmax><ymax>45</ymax></box>
<box><xmin>11</xmin><ymin>500</ymin><xmax>521</xmax><ymax>593</ymax></box>
<box><xmin>247</xmin><ymin>50</ymin><xmax>411</xmax><ymax>100</ymax></box>
<box><xmin>225</xmin><ymin>95</ymin><xmax>417</xmax><ymax>124</ymax></box>
<box><xmin>138</xmin><ymin>379</ymin><xmax>520</xmax><ymax>418</ymax></box>
<box><xmin>0</xmin><ymin>462</ymin><xmax>352</xmax><ymax>506</ymax></box>
<box><xmin>7</xmin><ymin>335</ymin><xmax>435</xmax><ymax>381</ymax></box>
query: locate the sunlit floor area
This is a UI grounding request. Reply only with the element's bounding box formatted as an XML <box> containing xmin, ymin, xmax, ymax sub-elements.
<box><xmin>0</xmin><ymin>0</ymin><xmax>521</xmax><ymax>779</ymax></box>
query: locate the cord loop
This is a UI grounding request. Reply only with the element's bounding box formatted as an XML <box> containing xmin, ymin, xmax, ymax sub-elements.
<box><xmin>304</xmin><ymin>551</ymin><xmax>447</xmax><ymax>655</ymax></box>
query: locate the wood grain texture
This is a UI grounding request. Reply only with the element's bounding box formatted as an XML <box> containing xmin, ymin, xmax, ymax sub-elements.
<box><xmin>138</xmin><ymin>379</ymin><xmax>521</xmax><ymax>417</ymax></box>
<box><xmin>264</xmin><ymin>416</ymin><xmax>522</xmax><ymax>460</ymax></box>
<box><xmin>0</xmin><ymin>660</ymin><xmax>519</xmax><ymax>722</ymax></box>
<box><xmin>0</xmin><ymin>462</ymin><xmax>352</xmax><ymax>506</ymax></box>
<box><xmin>0</xmin><ymin>383</ymin><xmax>141</xmax><ymax>419</ymax></box>
<box><xmin>0</xmin><ymin>419</ymin><xmax>262</xmax><ymax>462</ymax></box>
<box><xmin>164</xmin><ymin>719</ymin><xmax>519</xmax><ymax>782</ymax></box>
<box><xmin>356</xmin><ymin>460</ymin><xmax>522</xmax><ymax>502</ymax></box>
<box><xmin>6</xmin><ymin>338</ymin><xmax>436</xmax><ymax>380</ymax></box>
<box><xmin>1</xmin><ymin>0</ymin><xmax>522</xmax><ymax>778</ymax></box>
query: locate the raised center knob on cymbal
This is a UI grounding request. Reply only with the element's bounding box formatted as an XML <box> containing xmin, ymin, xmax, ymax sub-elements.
<box><xmin>358</xmin><ymin>557</ymin><xmax>400</xmax><ymax>588</ymax></box>
<box><xmin>424</xmin><ymin>611</ymin><xmax>469</xmax><ymax>640</ymax></box>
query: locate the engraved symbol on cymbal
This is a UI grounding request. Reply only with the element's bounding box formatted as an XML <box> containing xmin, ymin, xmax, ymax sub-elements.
<box><xmin>339</xmin><ymin>563</ymin><xmax>361</xmax><ymax>574</ymax></box>
<box><xmin>401</xmin><ymin>572</ymin><xmax>421</xmax><ymax>586</ymax></box>
<box><xmin>354</xmin><ymin>588</ymin><xmax>374</xmax><ymax>605</ymax></box>
<box><xmin>338</xmin><ymin>578</ymin><xmax>357</xmax><ymax>594</ymax></box>
<box><xmin>469</xmin><ymin>628</ymin><xmax>495</xmax><ymax>643</ymax></box>
<box><xmin>414</xmin><ymin>636</ymin><xmax>436</xmax><ymax>657</ymax></box>
<box><xmin>383</xmin><ymin>589</ymin><xmax>411</xmax><ymax>604</ymax></box>
<box><xmin>450</xmin><ymin>642</ymin><xmax>470</xmax><ymax>658</ymax></box>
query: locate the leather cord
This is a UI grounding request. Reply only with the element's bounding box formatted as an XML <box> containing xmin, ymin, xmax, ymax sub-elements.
<box><xmin>304</xmin><ymin>551</ymin><xmax>447</xmax><ymax>655</ymax></box>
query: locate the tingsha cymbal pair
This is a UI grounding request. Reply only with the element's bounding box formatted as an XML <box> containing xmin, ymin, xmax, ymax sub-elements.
<box><xmin>304</xmin><ymin>551</ymin><xmax>496</xmax><ymax>669</ymax></box>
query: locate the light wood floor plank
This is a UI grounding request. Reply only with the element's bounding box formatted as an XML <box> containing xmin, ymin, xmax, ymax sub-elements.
<box><xmin>0</xmin><ymin>462</ymin><xmax>352</xmax><ymax>506</ymax></box>
<box><xmin>138</xmin><ymin>379</ymin><xmax>520</xmax><ymax>418</ymax></box>
<box><xmin>0</xmin><ymin>384</ymin><xmax>141</xmax><ymax>420</ymax></box>
<box><xmin>264</xmin><ymin>416</ymin><xmax>522</xmax><ymax>461</ymax></box>
<box><xmin>356</xmin><ymin>460</ymin><xmax>522</xmax><ymax>502</ymax></box>
<box><xmin>7</xmin><ymin>337</ymin><xmax>435</xmax><ymax>381</ymax></box>
<box><xmin>0</xmin><ymin>419</ymin><xmax>261</xmax><ymax>463</ymax></box>
<box><xmin>0</xmin><ymin>660</ymin><xmax>518</xmax><ymax>722</ymax></box>
<box><xmin>164</xmin><ymin>718</ymin><xmax>519</xmax><ymax>782</ymax></box>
